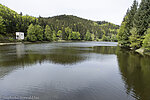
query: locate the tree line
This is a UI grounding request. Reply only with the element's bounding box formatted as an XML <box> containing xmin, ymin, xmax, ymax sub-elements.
<box><xmin>0</xmin><ymin>3</ymin><xmax>119</xmax><ymax>42</ymax></box>
<box><xmin>117</xmin><ymin>0</ymin><xmax>150</xmax><ymax>50</ymax></box>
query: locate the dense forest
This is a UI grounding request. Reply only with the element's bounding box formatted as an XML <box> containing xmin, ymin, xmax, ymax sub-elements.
<box><xmin>117</xmin><ymin>0</ymin><xmax>150</xmax><ymax>51</ymax></box>
<box><xmin>0</xmin><ymin>3</ymin><xmax>119</xmax><ymax>42</ymax></box>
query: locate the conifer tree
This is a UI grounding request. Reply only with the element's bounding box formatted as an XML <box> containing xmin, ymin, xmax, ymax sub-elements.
<box><xmin>0</xmin><ymin>16</ymin><xmax>6</xmax><ymax>34</ymax></box>
<box><xmin>127</xmin><ymin>0</ymin><xmax>138</xmax><ymax>30</ymax></box>
<box><xmin>143</xmin><ymin>28</ymin><xmax>150</xmax><ymax>50</ymax></box>
<box><xmin>57</xmin><ymin>30</ymin><xmax>63</xmax><ymax>40</ymax></box>
<box><xmin>117</xmin><ymin>15</ymin><xmax>130</xmax><ymax>47</ymax></box>
<box><xmin>133</xmin><ymin>0</ymin><xmax>150</xmax><ymax>35</ymax></box>
<box><xmin>131</xmin><ymin>0</ymin><xmax>150</xmax><ymax>48</ymax></box>
<box><xmin>91</xmin><ymin>34</ymin><xmax>95</xmax><ymax>41</ymax></box>
<box><xmin>44</xmin><ymin>25</ymin><xmax>53</xmax><ymax>41</ymax></box>
<box><xmin>26</xmin><ymin>24</ymin><xmax>37</xmax><ymax>41</ymax></box>
<box><xmin>118</xmin><ymin>0</ymin><xmax>138</xmax><ymax>47</ymax></box>
<box><xmin>85</xmin><ymin>30</ymin><xmax>91</xmax><ymax>41</ymax></box>
<box><xmin>52</xmin><ymin>30</ymin><xmax>57</xmax><ymax>41</ymax></box>
<box><xmin>35</xmin><ymin>25</ymin><xmax>43</xmax><ymax>41</ymax></box>
<box><xmin>65</xmin><ymin>27</ymin><xmax>72</xmax><ymax>40</ymax></box>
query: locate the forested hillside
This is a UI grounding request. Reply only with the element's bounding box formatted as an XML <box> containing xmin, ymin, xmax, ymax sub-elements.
<box><xmin>0</xmin><ymin>3</ymin><xmax>119</xmax><ymax>42</ymax></box>
<box><xmin>0</xmin><ymin>4</ymin><xmax>38</xmax><ymax>40</ymax></box>
<box><xmin>117</xmin><ymin>0</ymin><xmax>150</xmax><ymax>50</ymax></box>
<box><xmin>38</xmin><ymin>15</ymin><xmax>119</xmax><ymax>41</ymax></box>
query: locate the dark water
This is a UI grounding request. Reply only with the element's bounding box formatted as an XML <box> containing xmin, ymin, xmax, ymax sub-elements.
<box><xmin>0</xmin><ymin>42</ymin><xmax>150</xmax><ymax>100</ymax></box>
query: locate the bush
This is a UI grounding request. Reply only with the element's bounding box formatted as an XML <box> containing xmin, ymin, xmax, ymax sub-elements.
<box><xmin>129</xmin><ymin>28</ymin><xmax>141</xmax><ymax>49</ymax></box>
<box><xmin>8</xmin><ymin>37</ymin><xmax>15</xmax><ymax>42</ymax></box>
<box><xmin>111</xmin><ymin>34</ymin><xmax>117</xmax><ymax>42</ymax></box>
<box><xmin>26</xmin><ymin>24</ymin><xmax>43</xmax><ymax>41</ymax></box>
<box><xmin>101</xmin><ymin>34</ymin><xmax>111</xmax><ymax>41</ymax></box>
<box><xmin>143</xmin><ymin>28</ymin><xmax>150</xmax><ymax>50</ymax></box>
<box><xmin>0</xmin><ymin>34</ymin><xmax>4</xmax><ymax>41</ymax></box>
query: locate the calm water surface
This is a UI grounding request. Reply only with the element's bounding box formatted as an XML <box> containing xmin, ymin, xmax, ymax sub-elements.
<box><xmin>0</xmin><ymin>42</ymin><xmax>150</xmax><ymax>100</ymax></box>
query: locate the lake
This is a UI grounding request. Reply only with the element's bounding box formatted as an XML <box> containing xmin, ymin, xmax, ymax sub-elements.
<box><xmin>0</xmin><ymin>42</ymin><xmax>150</xmax><ymax>100</ymax></box>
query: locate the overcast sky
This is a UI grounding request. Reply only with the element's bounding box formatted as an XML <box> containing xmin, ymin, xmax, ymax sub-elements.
<box><xmin>0</xmin><ymin>0</ymin><xmax>141</xmax><ymax>25</ymax></box>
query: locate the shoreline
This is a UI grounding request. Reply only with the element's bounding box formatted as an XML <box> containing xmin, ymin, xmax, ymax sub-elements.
<box><xmin>0</xmin><ymin>40</ymin><xmax>85</xmax><ymax>46</ymax></box>
<box><xmin>135</xmin><ymin>48</ymin><xmax>150</xmax><ymax>56</ymax></box>
<box><xmin>1</xmin><ymin>41</ymin><xmax>150</xmax><ymax>56</ymax></box>
<box><xmin>0</xmin><ymin>40</ymin><xmax>101</xmax><ymax>46</ymax></box>
<box><xmin>0</xmin><ymin>42</ymin><xmax>23</xmax><ymax>45</ymax></box>
<box><xmin>119</xmin><ymin>45</ymin><xmax>150</xmax><ymax>56</ymax></box>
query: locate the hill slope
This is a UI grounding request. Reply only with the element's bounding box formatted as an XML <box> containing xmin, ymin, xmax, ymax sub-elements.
<box><xmin>39</xmin><ymin>15</ymin><xmax>119</xmax><ymax>40</ymax></box>
<box><xmin>0</xmin><ymin>4</ymin><xmax>38</xmax><ymax>39</ymax></box>
<box><xmin>0</xmin><ymin>3</ymin><xmax>119</xmax><ymax>41</ymax></box>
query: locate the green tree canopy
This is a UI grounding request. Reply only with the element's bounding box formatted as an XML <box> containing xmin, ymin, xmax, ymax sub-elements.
<box><xmin>0</xmin><ymin>16</ymin><xmax>6</xmax><ymax>34</ymax></box>
<box><xmin>26</xmin><ymin>24</ymin><xmax>37</xmax><ymax>42</ymax></box>
<box><xmin>44</xmin><ymin>25</ymin><xmax>52</xmax><ymax>41</ymax></box>
<box><xmin>85</xmin><ymin>30</ymin><xmax>91</xmax><ymax>41</ymax></box>
<box><xmin>143</xmin><ymin>28</ymin><xmax>150</xmax><ymax>50</ymax></box>
<box><xmin>65</xmin><ymin>27</ymin><xmax>72</xmax><ymax>40</ymax></box>
<box><xmin>52</xmin><ymin>30</ymin><xmax>57</xmax><ymax>41</ymax></box>
<box><xmin>57</xmin><ymin>30</ymin><xmax>63</xmax><ymax>40</ymax></box>
<box><xmin>117</xmin><ymin>0</ymin><xmax>138</xmax><ymax>47</ymax></box>
<box><xmin>26</xmin><ymin>24</ymin><xmax>43</xmax><ymax>41</ymax></box>
<box><xmin>129</xmin><ymin>28</ymin><xmax>141</xmax><ymax>49</ymax></box>
<box><xmin>71</xmin><ymin>31</ymin><xmax>81</xmax><ymax>40</ymax></box>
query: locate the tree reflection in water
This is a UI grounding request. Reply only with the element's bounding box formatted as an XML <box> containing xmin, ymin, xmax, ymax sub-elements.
<box><xmin>0</xmin><ymin>42</ymin><xmax>150</xmax><ymax>100</ymax></box>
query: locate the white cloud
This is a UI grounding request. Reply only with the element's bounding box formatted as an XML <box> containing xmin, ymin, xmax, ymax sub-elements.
<box><xmin>0</xmin><ymin>0</ymin><xmax>141</xmax><ymax>25</ymax></box>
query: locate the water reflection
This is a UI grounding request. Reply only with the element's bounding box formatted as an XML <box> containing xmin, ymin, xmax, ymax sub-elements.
<box><xmin>16</xmin><ymin>44</ymin><xmax>25</xmax><ymax>58</ymax></box>
<box><xmin>0</xmin><ymin>43</ymin><xmax>117</xmax><ymax>67</ymax></box>
<box><xmin>0</xmin><ymin>43</ymin><xmax>117</xmax><ymax>79</ymax></box>
<box><xmin>0</xmin><ymin>45</ymin><xmax>85</xmax><ymax>67</ymax></box>
<box><xmin>117</xmin><ymin>48</ymin><xmax>150</xmax><ymax>100</ymax></box>
<box><xmin>0</xmin><ymin>42</ymin><xmax>150</xmax><ymax>100</ymax></box>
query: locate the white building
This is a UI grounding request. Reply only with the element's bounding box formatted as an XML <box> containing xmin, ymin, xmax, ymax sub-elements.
<box><xmin>16</xmin><ymin>32</ymin><xmax>24</xmax><ymax>40</ymax></box>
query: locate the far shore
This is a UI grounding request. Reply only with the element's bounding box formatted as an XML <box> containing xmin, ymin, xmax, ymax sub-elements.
<box><xmin>0</xmin><ymin>40</ymin><xmax>95</xmax><ymax>46</ymax></box>
<box><xmin>0</xmin><ymin>42</ymin><xmax>23</xmax><ymax>45</ymax></box>
<box><xmin>0</xmin><ymin>39</ymin><xmax>111</xmax><ymax>46</ymax></box>
<box><xmin>1</xmin><ymin>40</ymin><xmax>150</xmax><ymax>57</ymax></box>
